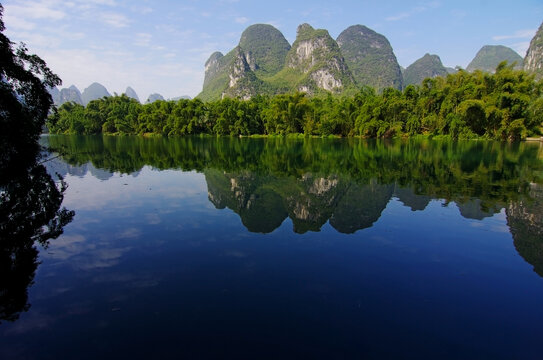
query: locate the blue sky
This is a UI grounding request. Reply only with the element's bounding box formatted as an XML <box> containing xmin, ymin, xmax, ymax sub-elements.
<box><xmin>2</xmin><ymin>0</ymin><xmax>542</xmax><ymax>100</ymax></box>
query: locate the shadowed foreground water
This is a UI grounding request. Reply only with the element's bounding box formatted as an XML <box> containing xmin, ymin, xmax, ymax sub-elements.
<box><xmin>1</xmin><ymin>135</ymin><xmax>542</xmax><ymax>359</ymax></box>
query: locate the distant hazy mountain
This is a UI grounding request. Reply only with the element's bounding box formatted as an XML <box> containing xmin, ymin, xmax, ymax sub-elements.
<box><xmin>170</xmin><ymin>95</ymin><xmax>192</xmax><ymax>101</ymax></box>
<box><xmin>146</xmin><ymin>93</ymin><xmax>165</xmax><ymax>103</ymax></box>
<box><xmin>59</xmin><ymin>85</ymin><xmax>83</xmax><ymax>105</ymax></box>
<box><xmin>337</xmin><ymin>25</ymin><xmax>403</xmax><ymax>91</ymax></box>
<box><xmin>48</xmin><ymin>87</ymin><xmax>60</xmax><ymax>105</ymax></box>
<box><xmin>524</xmin><ymin>21</ymin><xmax>543</xmax><ymax>80</ymax></box>
<box><xmin>445</xmin><ymin>67</ymin><xmax>458</xmax><ymax>74</ymax></box>
<box><xmin>81</xmin><ymin>82</ymin><xmax>111</xmax><ymax>105</ymax></box>
<box><xmin>403</xmin><ymin>54</ymin><xmax>448</xmax><ymax>87</ymax></box>
<box><xmin>466</xmin><ymin>45</ymin><xmax>523</xmax><ymax>73</ymax></box>
<box><xmin>124</xmin><ymin>86</ymin><xmax>140</xmax><ymax>102</ymax></box>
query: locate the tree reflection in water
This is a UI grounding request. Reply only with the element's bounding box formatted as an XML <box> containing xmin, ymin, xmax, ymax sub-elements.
<box><xmin>45</xmin><ymin>135</ymin><xmax>543</xmax><ymax>276</ymax></box>
<box><xmin>0</xmin><ymin>162</ymin><xmax>74</xmax><ymax>323</ymax></box>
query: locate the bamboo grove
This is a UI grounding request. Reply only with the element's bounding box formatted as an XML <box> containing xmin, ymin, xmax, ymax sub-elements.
<box><xmin>47</xmin><ymin>63</ymin><xmax>543</xmax><ymax>140</ymax></box>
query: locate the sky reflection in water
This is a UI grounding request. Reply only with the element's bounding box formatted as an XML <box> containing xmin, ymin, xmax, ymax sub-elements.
<box><xmin>1</xmin><ymin>135</ymin><xmax>542</xmax><ymax>359</ymax></box>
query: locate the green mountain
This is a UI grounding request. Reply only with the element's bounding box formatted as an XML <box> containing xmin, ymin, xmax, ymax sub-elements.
<box><xmin>272</xmin><ymin>23</ymin><xmax>354</xmax><ymax>94</ymax></box>
<box><xmin>198</xmin><ymin>23</ymin><xmax>355</xmax><ymax>101</ymax></box>
<box><xmin>238</xmin><ymin>24</ymin><xmax>291</xmax><ymax>77</ymax></box>
<box><xmin>336</xmin><ymin>25</ymin><xmax>402</xmax><ymax>91</ymax></box>
<box><xmin>524</xmin><ymin>22</ymin><xmax>543</xmax><ymax>80</ymax></box>
<box><xmin>403</xmin><ymin>53</ymin><xmax>448</xmax><ymax>87</ymax></box>
<box><xmin>81</xmin><ymin>82</ymin><xmax>111</xmax><ymax>105</ymax></box>
<box><xmin>466</xmin><ymin>45</ymin><xmax>523</xmax><ymax>73</ymax></box>
<box><xmin>199</xmin><ymin>24</ymin><xmax>291</xmax><ymax>101</ymax></box>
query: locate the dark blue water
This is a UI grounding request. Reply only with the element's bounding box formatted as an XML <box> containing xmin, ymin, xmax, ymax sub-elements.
<box><xmin>1</xmin><ymin>136</ymin><xmax>542</xmax><ymax>359</ymax></box>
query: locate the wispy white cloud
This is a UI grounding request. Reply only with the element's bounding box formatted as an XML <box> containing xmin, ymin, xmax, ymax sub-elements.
<box><xmin>11</xmin><ymin>31</ymin><xmax>62</xmax><ymax>48</ymax></box>
<box><xmin>155</xmin><ymin>25</ymin><xmax>195</xmax><ymax>42</ymax></box>
<box><xmin>131</xmin><ymin>5</ymin><xmax>153</xmax><ymax>15</ymax></box>
<box><xmin>87</xmin><ymin>0</ymin><xmax>117</xmax><ymax>5</ymax></box>
<box><xmin>3</xmin><ymin>0</ymin><xmax>65</xmax><ymax>34</ymax></box>
<box><xmin>3</xmin><ymin>16</ymin><xmax>36</xmax><ymax>31</ymax></box>
<box><xmin>134</xmin><ymin>32</ymin><xmax>152</xmax><ymax>47</ymax></box>
<box><xmin>386</xmin><ymin>6</ymin><xmax>425</xmax><ymax>21</ymax></box>
<box><xmin>99</xmin><ymin>11</ymin><xmax>130</xmax><ymax>28</ymax></box>
<box><xmin>386</xmin><ymin>1</ymin><xmax>441</xmax><ymax>22</ymax></box>
<box><xmin>492</xmin><ymin>29</ymin><xmax>536</xmax><ymax>41</ymax></box>
<box><xmin>235</xmin><ymin>16</ymin><xmax>249</xmax><ymax>24</ymax></box>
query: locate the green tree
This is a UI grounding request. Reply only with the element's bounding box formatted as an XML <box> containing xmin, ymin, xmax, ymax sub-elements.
<box><xmin>0</xmin><ymin>5</ymin><xmax>61</xmax><ymax>173</ymax></box>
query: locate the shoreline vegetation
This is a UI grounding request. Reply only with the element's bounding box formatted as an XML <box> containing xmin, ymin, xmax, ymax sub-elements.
<box><xmin>47</xmin><ymin>63</ymin><xmax>543</xmax><ymax>141</ymax></box>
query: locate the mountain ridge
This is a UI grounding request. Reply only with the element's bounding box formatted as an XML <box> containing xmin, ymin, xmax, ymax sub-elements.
<box><xmin>467</xmin><ymin>45</ymin><xmax>523</xmax><ymax>73</ymax></box>
<box><xmin>403</xmin><ymin>53</ymin><xmax>448</xmax><ymax>87</ymax></box>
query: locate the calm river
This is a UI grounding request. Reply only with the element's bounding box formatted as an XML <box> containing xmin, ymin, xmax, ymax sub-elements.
<box><xmin>1</xmin><ymin>135</ymin><xmax>542</xmax><ymax>359</ymax></box>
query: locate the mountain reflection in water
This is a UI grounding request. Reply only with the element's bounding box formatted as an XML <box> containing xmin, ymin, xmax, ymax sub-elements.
<box><xmin>44</xmin><ymin>135</ymin><xmax>543</xmax><ymax>277</ymax></box>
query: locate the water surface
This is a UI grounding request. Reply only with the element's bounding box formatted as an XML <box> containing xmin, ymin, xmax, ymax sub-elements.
<box><xmin>1</xmin><ymin>135</ymin><xmax>543</xmax><ymax>359</ymax></box>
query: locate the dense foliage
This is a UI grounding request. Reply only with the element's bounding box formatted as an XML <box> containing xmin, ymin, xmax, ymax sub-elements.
<box><xmin>0</xmin><ymin>5</ymin><xmax>74</xmax><ymax>323</ymax></box>
<box><xmin>48</xmin><ymin>63</ymin><xmax>543</xmax><ymax>140</ymax></box>
<box><xmin>0</xmin><ymin>4</ymin><xmax>61</xmax><ymax>174</ymax></box>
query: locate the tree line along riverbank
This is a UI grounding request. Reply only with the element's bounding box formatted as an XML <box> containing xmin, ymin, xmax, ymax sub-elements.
<box><xmin>47</xmin><ymin>63</ymin><xmax>543</xmax><ymax>141</ymax></box>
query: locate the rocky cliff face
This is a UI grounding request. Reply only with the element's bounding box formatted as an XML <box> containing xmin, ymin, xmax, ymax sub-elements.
<box><xmin>524</xmin><ymin>22</ymin><xmax>543</xmax><ymax>80</ymax></box>
<box><xmin>203</xmin><ymin>51</ymin><xmax>227</xmax><ymax>88</ymax></box>
<box><xmin>403</xmin><ymin>53</ymin><xmax>448</xmax><ymax>87</ymax></box>
<box><xmin>337</xmin><ymin>25</ymin><xmax>403</xmax><ymax>91</ymax></box>
<box><xmin>467</xmin><ymin>45</ymin><xmax>523</xmax><ymax>73</ymax></box>
<box><xmin>285</xmin><ymin>23</ymin><xmax>354</xmax><ymax>94</ymax></box>
<box><xmin>221</xmin><ymin>47</ymin><xmax>264</xmax><ymax>100</ymax></box>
